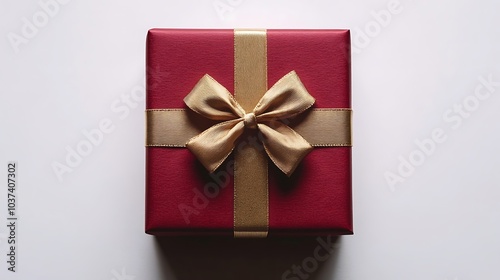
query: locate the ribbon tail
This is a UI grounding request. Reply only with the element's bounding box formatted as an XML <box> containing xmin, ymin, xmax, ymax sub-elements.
<box><xmin>257</xmin><ymin>121</ymin><xmax>313</xmax><ymax>176</ymax></box>
<box><xmin>186</xmin><ymin>119</ymin><xmax>245</xmax><ymax>172</ymax></box>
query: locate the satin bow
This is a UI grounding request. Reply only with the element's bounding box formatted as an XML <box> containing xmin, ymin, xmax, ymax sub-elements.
<box><xmin>184</xmin><ymin>71</ymin><xmax>315</xmax><ymax>176</ymax></box>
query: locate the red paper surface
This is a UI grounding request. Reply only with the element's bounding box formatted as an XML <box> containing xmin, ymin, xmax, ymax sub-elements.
<box><xmin>146</xmin><ymin>29</ymin><xmax>352</xmax><ymax>236</ymax></box>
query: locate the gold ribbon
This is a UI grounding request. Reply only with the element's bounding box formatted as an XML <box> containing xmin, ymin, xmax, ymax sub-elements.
<box><xmin>146</xmin><ymin>109</ymin><xmax>352</xmax><ymax>148</ymax></box>
<box><xmin>145</xmin><ymin>29</ymin><xmax>352</xmax><ymax>238</ymax></box>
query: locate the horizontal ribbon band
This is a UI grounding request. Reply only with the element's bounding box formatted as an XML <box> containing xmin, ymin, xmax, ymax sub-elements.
<box><xmin>146</xmin><ymin>108</ymin><xmax>352</xmax><ymax>147</ymax></box>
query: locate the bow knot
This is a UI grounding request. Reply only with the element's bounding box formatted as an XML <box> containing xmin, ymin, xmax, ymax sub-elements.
<box><xmin>243</xmin><ymin>113</ymin><xmax>257</xmax><ymax>129</ymax></box>
<box><xmin>183</xmin><ymin>71</ymin><xmax>315</xmax><ymax>176</ymax></box>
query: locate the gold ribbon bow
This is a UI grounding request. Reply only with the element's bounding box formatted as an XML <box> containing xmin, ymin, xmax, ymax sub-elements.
<box><xmin>184</xmin><ymin>71</ymin><xmax>314</xmax><ymax>176</ymax></box>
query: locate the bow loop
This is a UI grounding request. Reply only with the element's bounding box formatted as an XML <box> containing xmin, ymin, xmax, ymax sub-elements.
<box><xmin>185</xmin><ymin>71</ymin><xmax>314</xmax><ymax>176</ymax></box>
<box><xmin>187</xmin><ymin>119</ymin><xmax>245</xmax><ymax>173</ymax></box>
<box><xmin>184</xmin><ymin>74</ymin><xmax>245</xmax><ymax>121</ymax></box>
<box><xmin>254</xmin><ymin>71</ymin><xmax>315</xmax><ymax>121</ymax></box>
<box><xmin>257</xmin><ymin>121</ymin><xmax>313</xmax><ymax>176</ymax></box>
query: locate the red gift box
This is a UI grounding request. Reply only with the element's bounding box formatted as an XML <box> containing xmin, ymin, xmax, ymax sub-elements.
<box><xmin>145</xmin><ymin>29</ymin><xmax>352</xmax><ymax>237</ymax></box>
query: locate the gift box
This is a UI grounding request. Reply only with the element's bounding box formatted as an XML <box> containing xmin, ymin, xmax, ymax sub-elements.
<box><xmin>145</xmin><ymin>29</ymin><xmax>352</xmax><ymax>237</ymax></box>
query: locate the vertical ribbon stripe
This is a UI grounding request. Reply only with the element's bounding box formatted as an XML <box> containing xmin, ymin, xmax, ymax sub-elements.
<box><xmin>233</xmin><ymin>29</ymin><xmax>269</xmax><ymax>238</ymax></box>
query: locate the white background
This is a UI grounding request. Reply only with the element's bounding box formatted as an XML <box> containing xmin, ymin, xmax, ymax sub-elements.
<box><xmin>1</xmin><ymin>0</ymin><xmax>499</xmax><ymax>279</ymax></box>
